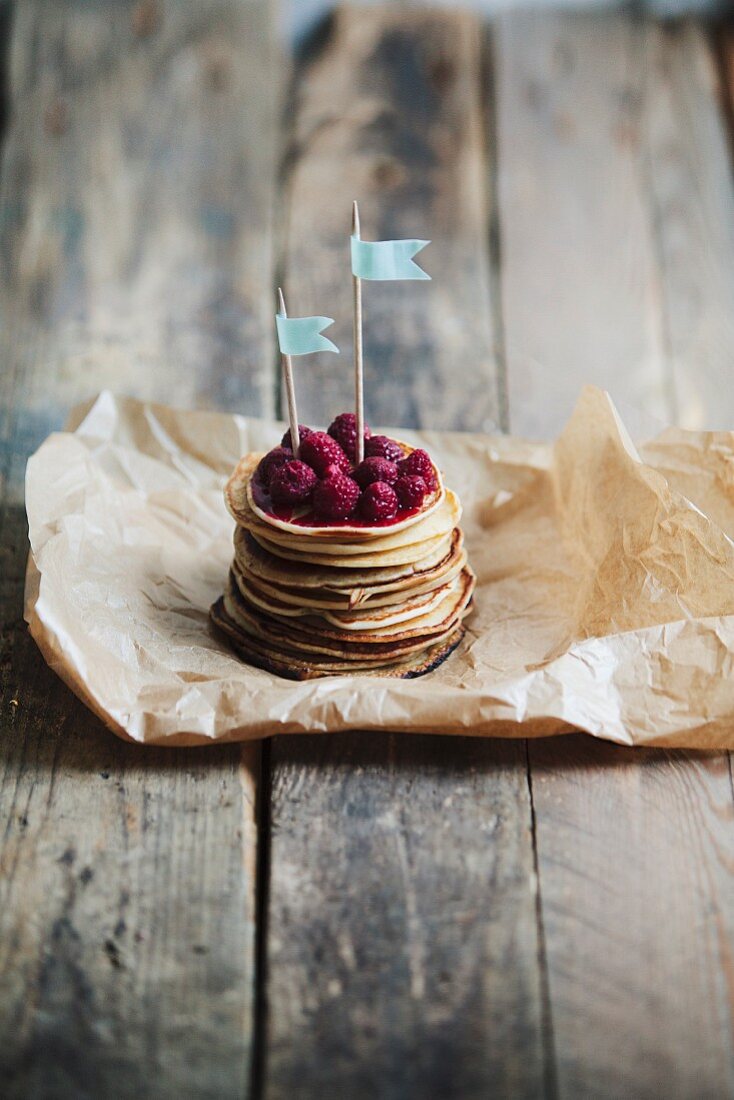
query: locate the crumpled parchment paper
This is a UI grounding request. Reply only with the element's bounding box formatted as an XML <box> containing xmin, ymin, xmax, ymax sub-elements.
<box><xmin>23</xmin><ymin>387</ymin><xmax>734</xmax><ymax>747</ymax></box>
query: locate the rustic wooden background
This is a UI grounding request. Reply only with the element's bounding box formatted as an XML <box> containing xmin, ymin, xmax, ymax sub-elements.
<box><xmin>286</xmin><ymin>1</ymin><xmax>726</xmax><ymax>47</ymax></box>
<box><xmin>3</xmin><ymin>2</ymin><xmax>734</xmax><ymax>1098</ymax></box>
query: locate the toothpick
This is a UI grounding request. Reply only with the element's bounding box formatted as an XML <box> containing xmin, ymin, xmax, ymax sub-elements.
<box><xmin>278</xmin><ymin>287</ymin><xmax>300</xmax><ymax>454</ymax></box>
<box><xmin>352</xmin><ymin>200</ymin><xmax>365</xmax><ymax>465</ymax></box>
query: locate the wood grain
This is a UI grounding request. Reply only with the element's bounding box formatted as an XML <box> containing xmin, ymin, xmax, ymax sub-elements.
<box><xmin>495</xmin><ymin>12</ymin><xmax>671</xmax><ymax>440</ymax></box>
<box><xmin>0</xmin><ymin>1</ymin><xmax>277</xmax><ymax>1094</ymax></box>
<box><xmin>0</xmin><ymin>621</ymin><xmax>260</xmax><ymax>1100</ymax></box>
<box><xmin>266</xmin><ymin>10</ymin><xmax>545</xmax><ymax>1098</ymax></box>
<box><xmin>0</xmin><ymin>0</ymin><xmax>277</xmax><ymax>506</ymax></box>
<box><xmin>530</xmin><ymin>736</ymin><xmax>734</xmax><ymax>1099</ymax></box>
<box><xmin>281</xmin><ymin>5</ymin><xmax>502</xmax><ymax>434</ymax></box>
<box><xmin>496</xmin><ymin>13</ymin><xmax>734</xmax><ymax>1097</ymax></box>
<box><xmin>4</xmin><ymin>5</ymin><xmax>734</xmax><ymax>1096</ymax></box>
<box><xmin>496</xmin><ymin>12</ymin><xmax>734</xmax><ymax>438</ymax></box>
<box><xmin>265</xmin><ymin>734</ymin><xmax>546</xmax><ymax>1100</ymax></box>
<box><xmin>647</xmin><ymin>19</ymin><xmax>734</xmax><ymax>430</ymax></box>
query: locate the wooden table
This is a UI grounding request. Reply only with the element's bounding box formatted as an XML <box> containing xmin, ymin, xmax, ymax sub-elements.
<box><xmin>3</xmin><ymin>3</ymin><xmax>734</xmax><ymax>1097</ymax></box>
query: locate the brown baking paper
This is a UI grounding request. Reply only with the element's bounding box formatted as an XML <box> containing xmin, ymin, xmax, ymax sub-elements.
<box><xmin>23</xmin><ymin>387</ymin><xmax>734</xmax><ymax>748</ymax></box>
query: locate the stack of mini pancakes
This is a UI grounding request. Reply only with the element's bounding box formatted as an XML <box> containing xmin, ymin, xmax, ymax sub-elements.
<box><xmin>211</xmin><ymin>452</ymin><xmax>475</xmax><ymax>679</ymax></box>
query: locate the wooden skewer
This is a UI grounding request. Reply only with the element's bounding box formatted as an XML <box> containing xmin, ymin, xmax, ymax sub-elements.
<box><xmin>278</xmin><ymin>287</ymin><xmax>300</xmax><ymax>453</ymax></box>
<box><xmin>352</xmin><ymin>200</ymin><xmax>365</xmax><ymax>465</ymax></box>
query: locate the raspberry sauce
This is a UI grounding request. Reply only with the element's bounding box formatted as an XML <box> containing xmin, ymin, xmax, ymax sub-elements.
<box><xmin>251</xmin><ymin>474</ymin><xmax>425</xmax><ymax>530</ymax></box>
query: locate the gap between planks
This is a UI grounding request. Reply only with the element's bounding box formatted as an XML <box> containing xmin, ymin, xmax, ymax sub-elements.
<box><xmin>263</xmin><ymin>8</ymin><xmax>547</xmax><ymax>1099</ymax></box>
<box><xmin>495</xmin><ymin>11</ymin><xmax>734</xmax><ymax>1097</ymax></box>
<box><xmin>0</xmin><ymin>2</ymin><xmax>278</xmax><ymax>1095</ymax></box>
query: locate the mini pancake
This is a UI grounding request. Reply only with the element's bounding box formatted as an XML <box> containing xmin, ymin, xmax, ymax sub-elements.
<box><xmin>228</xmin><ymin>450</ymin><xmax>445</xmax><ymax>540</ymax></box>
<box><xmin>234</xmin><ymin>483</ymin><xmax>461</xmax><ymax>558</ymax></box>
<box><xmin>235</xmin><ymin>527</ymin><xmax>464</xmax><ymax>596</ymax></box>
<box><xmin>235</xmin><ymin>546</ymin><xmax>468</xmax><ymax>613</ymax></box>
<box><xmin>232</xmin><ymin>561</ymin><xmax>461</xmax><ymax>630</ymax></box>
<box><xmin>222</xmin><ymin>582</ymin><xmax>470</xmax><ymax>664</ymax></box>
<box><xmin>211</xmin><ymin>597</ymin><xmax>466</xmax><ymax>680</ymax></box>
<box><xmin>235</xmin><ymin>525</ymin><xmax>458</xmax><ymax>588</ymax></box>
<box><xmin>243</xmin><ymin>567</ymin><xmax>475</xmax><ymax>644</ymax></box>
<box><xmin>223</xmin><ymin>568</ymin><xmax>475</xmax><ymax>654</ymax></box>
<box><xmin>252</xmin><ymin>529</ymin><xmax>453</xmax><ymax>570</ymax></box>
<box><xmin>223</xmin><ymin>591</ymin><xmax>460</xmax><ymax>662</ymax></box>
<box><xmin>218</xmin><ymin>439</ymin><xmax>474</xmax><ymax>680</ymax></box>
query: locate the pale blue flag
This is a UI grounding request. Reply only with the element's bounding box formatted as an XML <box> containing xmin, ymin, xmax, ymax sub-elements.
<box><xmin>276</xmin><ymin>313</ymin><xmax>339</xmax><ymax>356</ymax></box>
<box><xmin>350</xmin><ymin>236</ymin><xmax>431</xmax><ymax>281</ymax></box>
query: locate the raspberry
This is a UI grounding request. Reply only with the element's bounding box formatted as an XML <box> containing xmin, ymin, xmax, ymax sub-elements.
<box><xmin>360</xmin><ymin>482</ymin><xmax>398</xmax><ymax>522</ymax></box>
<box><xmin>397</xmin><ymin>448</ymin><xmax>437</xmax><ymax>491</ymax></box>
<box><xmin>321</xmin><ymin>462</ymin><xmax>344</xmax><ymax>480</ymax></box>
<box><xmin>327</xmin><ymin>412</ymin><xmax>371</xmax><ymax>461</ymax></box>
<box><xmin>394</xmin><ymin>475</ymin><xmax>428</xmax><ymax>511</ymax></box>
<box><xmin>269</xmin><ymin>460</ymin><xmax>317</xmax><ymax>506</ymax></box>
<box><xmin>313</xmin><ymin>469</ymin><xmax>360</xmax><ymax>521</ymax></box>
<box><xmin>353</xmin><ymin>457</ymin><xmax>398</xmax><ymax>489</ymax></box>
<box><xmin>256</xmin><ymin>446</ymin><xmax>293</xmax><ymax>486</ymax></box>
<box><xmin>280</xmin><ymin>424</ymin><xmax>313</xmax><ymax>450</ymax></box>
<box><xmin>299</xmin><ymin>431</ymin><xmax>350</xmax><ymax>477</ymax></box>
<box><xmin>365</xmin><ymin>435</ymin><xmax>404</xmax><ymax>464</ymax></box>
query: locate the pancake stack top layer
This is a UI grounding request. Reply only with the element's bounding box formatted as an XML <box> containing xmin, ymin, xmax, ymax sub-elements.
<box><xmin>211</xmin><ymin>418</ymin><xmax>475</xmax><ymax>680</ymax></box>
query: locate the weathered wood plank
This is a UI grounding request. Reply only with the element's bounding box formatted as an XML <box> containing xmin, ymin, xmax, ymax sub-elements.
<box><xmin>495</xmin><ymin>12</ymin><xmax>670</xmax><ymax>440</ymax></box>
<box><xmin>530</xmin><ymin>736</ymin><xmax>734</xmax><ymax>1099</ymax></box>
<box><xmin>0</xmin><ymin>1</ymin><xmax>277</xmax><ymax>1095</ymax></box>
<box><xmin>266</xmin><ymin>10</ymin><xmax>545</xmax><ymax>1098</ymax></box>
<box><xmin>497</xmin><ymin>12</ymin><xmax>734</xmax><ymax>438</ymax></box>
<box><xmin>266</xmin><ymin>733</ymin><xmax>545</xmax><ymax>1100</ymax></box>
<box><xmin>0</xmin><ymin>0</ymin><xmax>277</xmax><ymax>501</ymax></box>
<box><xmin>0</xmin><ymin>624</ymin><xmax>260</xmax><ymax>1100</ymax></box>
<box><xmin>496</xmin><ymin>13</ymin><xmax>734</xmax><ymax>1097</ymax></box>
<box><xmin>281</xmin><ymin>5</ymin><xmax>501</xmax><ymax>433</ymax></box>
<box><xmin>643</xmin><ymin>21</ymin><xmax>734</xmax><ymax>429</ymax></box>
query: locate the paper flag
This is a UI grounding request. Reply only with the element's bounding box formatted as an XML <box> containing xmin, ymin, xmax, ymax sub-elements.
<box><xmin>350</xmin><ymin>236</ymin><xmax>431</xmax><ymax>281</ymax></box>
<box><xmin>275</xmin><ymin>313</ymin><xmax>339</xmax><ymax>356</ymax></box>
